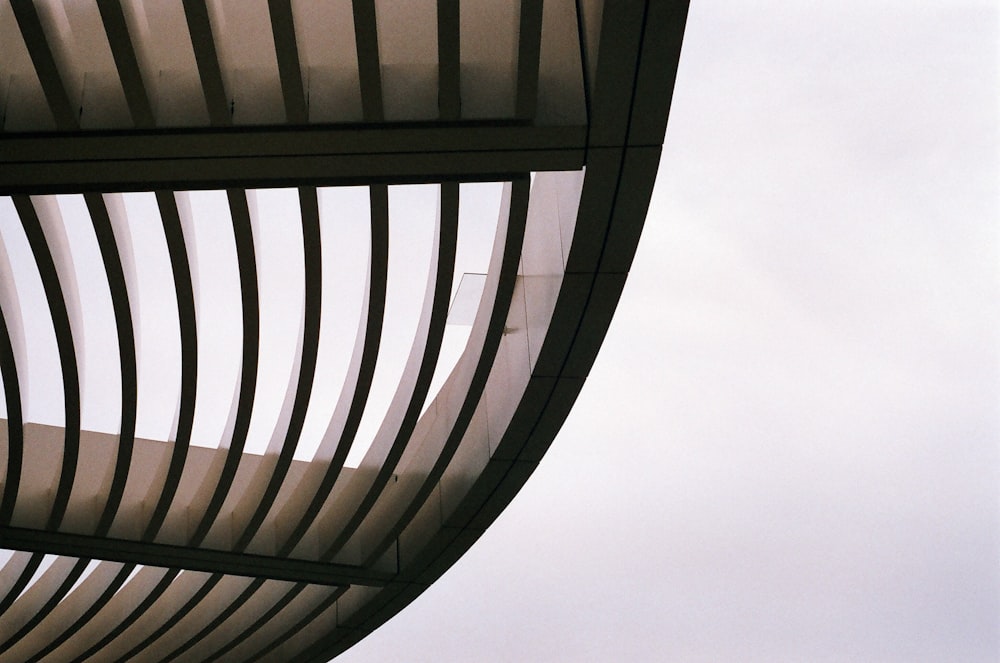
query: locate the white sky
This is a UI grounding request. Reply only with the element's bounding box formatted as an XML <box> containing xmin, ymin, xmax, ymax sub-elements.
<box><xmin>337</xmin><ymin>2</ymin><xmax>999</xmax><ymax>661</ymax></box>
<box><xmin>0</xmin><ymin>1</ymin><xmax>995</xmax><ymax>659</ymax></box>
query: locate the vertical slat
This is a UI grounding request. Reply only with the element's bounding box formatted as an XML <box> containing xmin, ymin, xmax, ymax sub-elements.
<box><xmin>141</xmin><ymin>191</ymin><xmax>198</xmax><ymax>540</ymax></box>
<box><xmin>182</xmin><ymin>0</ymin><xmax>231</xmax><ymax>126</ymax></box>
<box><xmin>311</xmin><ymin>181</ymin><xmax>455</xmax><ymax>561</ymax></box>
<box><xmin>515</xmin><ymin>0</ymin><xmax>544</xmax><ymax>120</ymax></box>
<box><xmin>84</xmin><ymin>193</ymin><xmax>138</xmax><ymax>538</ymax></box>
<box><xmin>268</xmin><ymin>0</ymin><xmax>308</xmax><ymax>124</ymax></box>
<box><xmin>96</xmin><ymin>0</ymin><xmax>155</xmax><ymax>128</ymax></box>
<box><xmin>0</xmin><ymin>196</ymin><xmax>84</xmax><ymax>654</ymax></box>
<box><xmin>362</xmin><ymin>177</ymin><xmax>529</xmax><ymax>565</ymax></box>
<box><xmin>231</xmin><ymin>186</ymin><xmax>323</xmax><ymax>551</ymax></box>
<box><xmin>275</xmin><ymin>183</ymin><xmax>390</xmax><ymax>557</ymax></box>
<box><xmin>0</xmin><ymin>241</ymin><xmax>25</xmax><ymax>525</ymax></box>
<box><xmin>437</xmin><ymin>0</ymin><xmax>461</xmax><ymax>120</ymax></box>
<box><xmin>187</xmin><ymin>190</ymin><xmax>261</xmax><ymax>546</ymax></box>
<box><xmin>9</xmin><ymin>0</ymin><xmax>78</xmax><ymax>129</ymax></box>
<box><xmin>352</xmin><ymin>0</ymin><xmax>384</xmax><ymax>121</ymax></box>
<box><xmin>13</xmin><ymin>196</ymin><xmax>80</xmax><ymax>531</ymax></box>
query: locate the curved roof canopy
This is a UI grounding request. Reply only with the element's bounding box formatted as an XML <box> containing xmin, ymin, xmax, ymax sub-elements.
<box><xmin>0</xmin><ymin>0</ymin><xmax>688</xmax><ymax>660</ymax></box>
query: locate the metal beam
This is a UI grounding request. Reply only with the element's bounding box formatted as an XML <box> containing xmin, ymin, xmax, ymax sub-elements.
<box><xmin>0</xmin><ymin>526</ymin><xmax>392</xmax><ymax>587</ymax></box>
<box><xmin>182</xmin><ymin>0</ymin><xmax>231</xmax><ymax>126</ymax></box>
<box><xmin>97</xmin><ymin>0</ymin><xmax>156</xmax><ymax>128</ymax></box>
<box><xmin>268</xmin><ymin>0</ymin><xmax>308</xmax><ymax>123</ymax></box>
<box><xmin>0</xmin><ymin>123</ymin><xmax>585</xmax><ymax>194</ymax></box>
<box><xmin>515</xmin><ymin>0</ymin><xmax>544</xmax><ymax>120</ymax></box>
<box><xmin>10</xmin><ymin>0</ymin><xmax>77</xmax><ymax>130</ymax></box>
<box><xmin>437</xmin><ymin>0</ymin><xmax>461</xmax><ymax>120</ymax></box>
<box><xmin>353</xmin><ymin>0</ymin><xmax>384</xmax><ymax>121</ymax></box>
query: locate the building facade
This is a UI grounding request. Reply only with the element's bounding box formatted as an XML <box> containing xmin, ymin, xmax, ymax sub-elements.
<box><xmin>0</xmin><ymin>1</ymin><xmax>688</xmax><ymax>659</ymax></box>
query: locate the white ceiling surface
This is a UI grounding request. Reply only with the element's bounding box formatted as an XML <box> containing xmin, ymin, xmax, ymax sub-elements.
<box><xmin>336</xmin><ymin>2</ymin><xmax>999</xmax><ymax>662</ymax></box>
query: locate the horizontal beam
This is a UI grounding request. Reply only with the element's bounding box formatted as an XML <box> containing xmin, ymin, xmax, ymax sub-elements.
<box><xmin>0</xmin><ymin>123</ymin><xmax>586</xmax><ymax>194</ymax></box>
<box><xmin>0</xmin><ymin>526</ymin><xmax>393</xmax><ymax>587</ymax></box>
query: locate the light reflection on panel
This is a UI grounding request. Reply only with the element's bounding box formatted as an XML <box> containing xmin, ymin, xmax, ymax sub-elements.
<box><xmin>184</xmin><ymin>191</ymin><xmax>242</xmax><ymax>449</ymax></box>
<box><xmin>0</xmin><ymin>197</ymin><xmax>61</xmax><ymax>426</ymax></box>
<box><xmin>122</xmin><ymin>192</ymin><xmax>181</xmax><ymax>442</ymax></box>
<box><xmin>244</xmin><ymin>188</ymin><xmax>304</xmax><ymax>455</ymax></box>
<box><xmin>345</xmin><ymin>185</ymin><xmax>436</xmax><ymax>468</ymax></box>
<box><xmin>55</xmin><ymin>195</ymin><xmax>122</xmax><ymax>434</ymax></box>
<box><xmin>296</xmin><ymin>186</ymin><xmax>370</xmax><ymax>461</ymax></box>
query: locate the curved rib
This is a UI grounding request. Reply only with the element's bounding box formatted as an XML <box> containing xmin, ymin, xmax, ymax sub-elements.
<box><xmin>185</xmin><ymin>189</ymin><xmax>260</xmax><ymax>546</ymax></box>
<box><xmin>1</xmin><ymin>191</ymin><xmax>145</xmax><ymax>659</ymax></box>
<box><xmin>342</xmin><ymin>177</ymin><xmax>528</xmax><ymax>565</ymax></box>
<box><xmin>273</xmin><ymin>183</ymin><xmax>391</xmax><ymax>557</ymax></box>
<box><xmin>298</xmin><ymin>181</ymin><xmax>457</xmax><ymax>560</ymax></box>
<box><xmin>145</xmin><ymin>184</ymin><xmax>388</xmax><ymax>660</ymax></box>
<box><xmin>13</xmin><ymin>195</ymin><xmax>81</xmax><ymax>531</ymax></box>
<box><xmin>0</xmin><ymin>310</ymin><xmax>23</xmax><ymax>525</ymax></box>
<box><xmin>229</xmin><ymin>185</ymin><xmax>322</xmax><ymax>552</ymax></box>
<box><xmin>248</xmin><ymin>178</ymin><xmax>528</xmax><ymax>662</ymax></box>
<box><xmin>129</xmin><ymin>187</ymin><xmax>327</xmax><ymax>659</ymax></box>
<box><xmin>235</xmin><ymin>585</ymin><xmax>345</xmax><ymax>662</ymax></box>
<box><xmin>85</xmin><ymin>193</ymin><xmax>138</xmax><ymax>538</ymax></box>
<box><xmin>141</xmin><ymin>191</ymin><xmax>198</xmax><ymax>541</ymax></box>
<box><xmin>0</xmin><ymin>556</ymin><xmax>89</xmax><ymax>655</ymax></box>
<box><xmin>75</xmin><ymin>567</ymin><xmax>180</xmax><ymax>662</ymax></box>
<box><xmin>2</xmin><ymin>11</ymin><xmax>85</xmax><ymax>641</ymax></box>
<box><xmin>20</xmin><ymin>563</ymin><xmax>136</xmax><ymax>662</ymax></box>
<box><xmin>60</xmin><ymin>192</ymin><xmax>200</xmax><ymax>658</ymax></box>
<box><xmin>0</xmin><ymin>229</ymin><xmax>27</xmax><ymax>525</ymax></box>
<box><xmin>0</xmin><ymin>554</ymin><xmax>43</xmax><ymax>618</ymax></box>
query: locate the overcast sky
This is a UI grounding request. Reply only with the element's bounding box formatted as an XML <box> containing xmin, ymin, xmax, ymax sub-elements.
<box><xmin>339</xmin><ymin>2</ymin><xmax>999</xmax><ymax>661</ymax></box>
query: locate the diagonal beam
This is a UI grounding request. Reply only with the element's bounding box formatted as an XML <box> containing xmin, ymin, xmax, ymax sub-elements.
<box><xmin>515</xmin><ymin>0</ymin><xmax>544</xmax><ymax>120</ymax></box>
<box><xmin>352</xmin><ymin>0</ymin><xmax>384</xmax><ymax>122</ymax></box>
<box><xmin>97</xmin><ymin>0</ymin><xmax>155</xmax><ymax>128</ymax></box>
<box><xmin>10</xmin><ymin>0</ymin><xmax>77</xmax><ymax>129</ymax></box>
<box><xmin>182</xmin><ymin>0</ymin><xmax>231</xmax><ymax>125</ymax></box>
<box><xmin>268</xmin><ymin>0</ymin><xmax>308</xmax><ymax>123</ymax></box>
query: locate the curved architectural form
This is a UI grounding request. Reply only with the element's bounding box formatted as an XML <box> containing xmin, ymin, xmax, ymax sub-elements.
<box><xmin>0</xmin><ymin>1</ymin><xmax>688</xmax><ymax>660</ymax></box>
